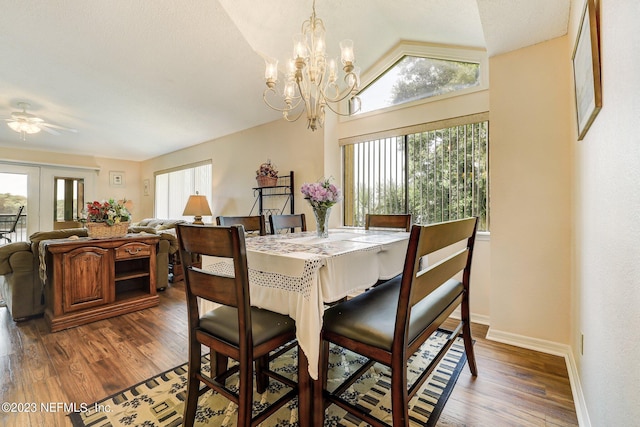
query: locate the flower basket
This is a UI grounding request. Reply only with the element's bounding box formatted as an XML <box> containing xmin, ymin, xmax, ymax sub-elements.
<box><xmin>257</xmin><ymin>175</ymin><xmax>278</xmax><ymax>187</ymax></box>
<box><xmin>86</xmin><ymin>221</ymin><xmax>130</xmax><ymax>239</ymax></box>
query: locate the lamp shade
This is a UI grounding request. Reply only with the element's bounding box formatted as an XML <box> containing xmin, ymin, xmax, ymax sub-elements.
<box><xmin>183</xmin><ymin>193</ymin><xmax>212</xmax><ymax>224</ymax></box>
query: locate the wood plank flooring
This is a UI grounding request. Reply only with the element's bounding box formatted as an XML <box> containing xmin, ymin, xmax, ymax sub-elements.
<box><xmin>0</xmin><ymin>281</ymin><xmax>578</xmax><ymax>426</ymax></box>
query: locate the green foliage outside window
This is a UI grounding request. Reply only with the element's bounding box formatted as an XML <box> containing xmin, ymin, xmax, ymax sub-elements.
<box><xmin>343</xmin><ymin>120</ymin><xmax>489</xmax><ymax>231</ymax></box>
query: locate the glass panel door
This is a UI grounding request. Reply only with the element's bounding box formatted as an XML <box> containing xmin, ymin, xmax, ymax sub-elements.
<box><xmin>0</xmin><ymin>171</ymin><xmax>30</xmax><ymax>242</ymax></box>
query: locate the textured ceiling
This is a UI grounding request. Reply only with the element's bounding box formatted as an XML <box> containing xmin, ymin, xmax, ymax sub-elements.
<box><xmin>0</xmin><ymin>0</ymin><xmax>569</xmax><ymax>161</ymax></box>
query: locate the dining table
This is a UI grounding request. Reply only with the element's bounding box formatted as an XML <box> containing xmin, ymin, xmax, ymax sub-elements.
<box><xmin>199</xmin><ymin>228</ymin><xmax>410</xmax><ymax>426</ymax></box>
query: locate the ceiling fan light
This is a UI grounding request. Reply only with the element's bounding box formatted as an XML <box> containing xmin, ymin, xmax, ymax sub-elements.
<box><xmin>7</xmin><ymin>120</ymin><xmax>41</xmax><ymax>135</ymax></box>
<box><xmin>25</xmin><ymin>123</ymin><xmax>41</xmax><ymax>134</ymax></box>
<box><xmin>7</xmin><ymin>121</ymin><xmax>21</xmax><ymax>132</ymax></box>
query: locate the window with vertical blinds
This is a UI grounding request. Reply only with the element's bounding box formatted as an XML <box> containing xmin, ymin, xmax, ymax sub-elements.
<box><xmin>154</xmin><ymin>161</ymin><xmax>212</xmax><ymax>220</ymax></box>
<box><xmin>342</xmin><ymin>113</ymin><xmax>489</xmax><ymax>231</ymax></box>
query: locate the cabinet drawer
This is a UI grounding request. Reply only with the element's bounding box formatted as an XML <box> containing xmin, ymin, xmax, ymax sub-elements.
<box><xmin>116</xmin><ymin>242</ymin><xmax>152</xmax><ymax>259</ymax></box>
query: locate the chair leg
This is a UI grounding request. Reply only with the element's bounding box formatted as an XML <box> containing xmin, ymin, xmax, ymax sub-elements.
<box><xmin>462</xmin><ymin>320</ymin><xmax>478</xmax><ymax>376</ymax></box>
<box><xmin>255</xmin><ymin>355</ymin><xmax>269</xmax><ymax>393</ymax></box>
<box><xmin>183</xmin><ymin>342</ymin><xmax>202</xmax><ymax>427</ymax></box>
<box><xmin>215</xmin><ymin>353</ymin><xmax>228</xmax><ymax>378</ymax></box>
<box><xmin>313</xmin><ymin>340</ymin><xmax>330</xmax><ymax>426</ymax></box>
<box><xmin>390</xmin><ymin>358</ymin><xmax>409</xmax><ymax>427</ymax></box>
<box><xmin>461</xmin><ymin>293</ymin><xmax>478</xmax><ymax>376</ymax></box>
<box><xmin>237</xmin><ymin>359</ymin><xmax>253</xmax><ymax>427</ymax></box>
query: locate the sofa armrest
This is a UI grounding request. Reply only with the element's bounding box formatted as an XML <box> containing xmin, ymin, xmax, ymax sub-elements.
<box><xmin>158</xmin><ymin>232</ymin><xmax>179</xmax><ymax>255</ymax></box>
<box><xmin>0</xmin><ymin>242</ymin><xmax>31</xmax><ymax>275</ymax></box>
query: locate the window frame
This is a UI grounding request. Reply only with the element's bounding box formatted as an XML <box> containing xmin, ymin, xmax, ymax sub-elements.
<box><xmin>344</xmin><ymin>41</ymin><xmax>489</xmax><ymax>120</ymax></box>
<box><xmin>341</xmin><ymin>113</ymin><xmax>489</xmax><ymax>231</ymax></box>
<box><xmin>154</xmin><ymin>160</ymin><xmax>212</xmax><ymax>221</ymax></box>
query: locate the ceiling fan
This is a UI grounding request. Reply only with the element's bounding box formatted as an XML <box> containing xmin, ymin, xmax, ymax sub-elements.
<box><xmin>5</xmin><ymin>102</ymin><xmax>77</xmax><ymax>140</ymax></box>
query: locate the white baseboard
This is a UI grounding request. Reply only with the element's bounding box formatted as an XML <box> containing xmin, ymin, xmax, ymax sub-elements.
<box><xmin>486</xmin><ymin>328</ymin><xmax>591</xmax><ymax>427</ymax></box>
<box><xmin>449</xmin><ymin>308</ymin><xmax>490</xmax><ymax>325</ymax></box>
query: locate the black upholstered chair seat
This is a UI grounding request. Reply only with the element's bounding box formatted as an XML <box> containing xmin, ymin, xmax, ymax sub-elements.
<box><xmin>323</xmin><ymin>276</ymin><xmax>464</xmax><ymax>351</ymax></box>
<box><xmin>200</xmin><ymin>306</ymin><xmax>295</xmax><ymax>346</ymax></box>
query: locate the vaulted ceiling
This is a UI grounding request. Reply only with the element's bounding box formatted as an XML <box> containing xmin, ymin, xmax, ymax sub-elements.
<box><xmin>0</xmin><ymin>0</ymin><xmax>570</xmax><ymax>161</ymax></box>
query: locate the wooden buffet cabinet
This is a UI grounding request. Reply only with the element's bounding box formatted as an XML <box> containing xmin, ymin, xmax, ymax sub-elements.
<box><xmin>43</xmin><ymin>234</ymin><xmax>160</xmax><ymax>332</ymax></box>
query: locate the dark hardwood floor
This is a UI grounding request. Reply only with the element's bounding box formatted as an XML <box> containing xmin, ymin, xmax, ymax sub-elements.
<box><xmin>0</xmin><ymin>281</ymin><xmax>578</xmax><ymax>426</ymax></box>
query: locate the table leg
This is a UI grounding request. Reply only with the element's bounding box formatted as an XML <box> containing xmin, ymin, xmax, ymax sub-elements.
<box><xmin>297</xmin><ymin>348</ymin><xmax>313</xmax><ymax>427</ymax></box>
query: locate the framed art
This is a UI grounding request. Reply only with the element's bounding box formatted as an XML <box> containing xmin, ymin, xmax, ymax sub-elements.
<box><xmin>143</xmin><ymin>179</ymin><xmax>150</xmax><ymax>196</ymax></box>
<box><xmin>572</xmin><ymin>0</ymin><xmax>602</xmax><ymax>141</ymax></box>
<box><xmin>109</xmin><ymin>171</ymin><xmax>125</xmax><ymax>187</ymax></box>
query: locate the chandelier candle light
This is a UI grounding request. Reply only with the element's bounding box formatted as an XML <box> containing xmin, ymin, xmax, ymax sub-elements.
<box><xmin>301</xmin><ymin>178</ymin><xmax>341</xmax><ymax>238</ymax></box>
<box><xmin>263</xmin><ymin>0</ymin><xmax>361</xmax><ymax>131</ymax></box>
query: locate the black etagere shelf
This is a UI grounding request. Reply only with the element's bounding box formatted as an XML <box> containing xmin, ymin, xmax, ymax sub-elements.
<box><xmin>250</xmin><ymin>171</ymin><xmax>294</xmax><ymax>228</ymax></box>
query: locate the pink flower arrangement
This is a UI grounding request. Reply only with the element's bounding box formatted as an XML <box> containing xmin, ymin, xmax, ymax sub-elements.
<box><xmin>300</xmin><ymin>178</ymin><xmax>341</xmax><ymax>207</ymax></box>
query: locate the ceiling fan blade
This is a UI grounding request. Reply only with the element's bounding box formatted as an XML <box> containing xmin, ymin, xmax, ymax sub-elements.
<box><xmin>40</xmin><ymin>122</ymin><xmax>78</xmax><ymax>133</ymax></box>
<box><xmin>39</xmin><ymin>125</ymin><xmax>61</xmax><ymax>136</ymax></box>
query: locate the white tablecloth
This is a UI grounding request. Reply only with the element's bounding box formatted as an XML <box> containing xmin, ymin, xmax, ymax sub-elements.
<box><xmin>200</xmin><ymin>229</ymin><xmax>409</xmax><ymax>379</ymax></box>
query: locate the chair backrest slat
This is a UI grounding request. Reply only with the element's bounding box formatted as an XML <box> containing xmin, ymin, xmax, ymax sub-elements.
<box><xmin>177</xmin><ymin>224</ymin><xmax>250</xmax><ymax>314</ymax></box>
<box><xmin>178</xmin><ymin>227</ymin><xmax>237</xmax><ymax>258</ymax></box>
<box><xmin>187</xmin><ymin>269</ymin><xmax>238</xmax><ymax>306</ymax></box>
<box><xmin>365</xmin><ymin>214</ymin><xmax>412</xmax><ymax>231</ymax></box>
<box><xmin>410</xmin><ymin>248</ymin><xmax>469</xmax><ymax>307</ymax></box>
<box><xmin>269</xmin><ymin>214</ymin><xmax>306</xmax><ymax>234</ymax></box>
<box><xmin>216</xmin><ymin>215</ymin><xmax>266</xmax><ymax>236</ymax></box>
<box><xmin>415</xmin><ymin>218</ymin><xmax>477</xmax><ymax>255</ymax></box>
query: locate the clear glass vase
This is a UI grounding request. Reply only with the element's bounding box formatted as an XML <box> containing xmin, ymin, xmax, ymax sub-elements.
<box><xmin>312</xmin><ymin>205</ymin><xmax>332</xmax><ymax>238</ymax></box>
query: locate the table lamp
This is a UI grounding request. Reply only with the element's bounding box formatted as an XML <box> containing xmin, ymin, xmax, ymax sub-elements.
<box><xmin>182</xmin><ymin>192</ymin><xmax>212</xmax><ymax>225</ymax></box>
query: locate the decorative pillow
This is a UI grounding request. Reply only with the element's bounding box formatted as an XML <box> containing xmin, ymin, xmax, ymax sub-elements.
<box><xmin>128</xmin><ymin>226</ymin><xmax>157</xmax><ymax>234</ymax></box>
<box><xmin>157</xmin><ymin>223</ymin><xmax>179</xmax><ymax>230</ymax></box>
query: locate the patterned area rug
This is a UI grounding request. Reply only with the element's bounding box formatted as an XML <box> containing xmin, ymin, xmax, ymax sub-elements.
<box><xmin>69</xmin><ymin>330</ymin><xmax>468</xmax><ymax>426</ymax></box>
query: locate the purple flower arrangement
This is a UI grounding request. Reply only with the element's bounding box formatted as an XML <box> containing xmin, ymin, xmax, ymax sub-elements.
<box><xmin>300</xmin><ymin>178</ymin><xmax>341</xmax><ymax>207</ymax></box>
<box><xmin>301</xmin><ymin>178</ymin><xmax>340</xmax><ymax>237</ymax></box>
<box><xmin>256</xmin><ymin>161</ymin><xmax>278</xmax><ymax>178</ymax></box>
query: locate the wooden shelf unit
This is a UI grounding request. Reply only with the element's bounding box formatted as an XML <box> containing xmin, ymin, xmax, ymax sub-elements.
<box><xmin>44</xmin><ymin>234</ymin><xmax>160</xmax><ymax>332</ymax></box>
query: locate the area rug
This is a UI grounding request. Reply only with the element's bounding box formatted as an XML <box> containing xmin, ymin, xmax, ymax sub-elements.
<box><xmin>69</xmin><ymin>330</ymin><xmax>468</xmax><ymax>426</ymax></box>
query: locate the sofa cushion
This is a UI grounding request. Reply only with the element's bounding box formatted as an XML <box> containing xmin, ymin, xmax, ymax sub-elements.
<box><xmin>133</xmin><ymin>218</ymin><xmax>185</xmax><ymax>230</ymax></box>
<box><xmin>128</xmin><ymin>226</ymin><xmax>157</xmax><ymax>234</ymax></box>
<box><xmin>29</xmin><ymin>228</ymin><xmax>88</xmax><ymax>243</ymax></box>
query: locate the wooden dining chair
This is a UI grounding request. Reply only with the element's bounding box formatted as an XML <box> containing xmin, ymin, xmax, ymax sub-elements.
<box><xmin>176</xmin><ymin>224</ymin><xmax>298</xmax><ymax>427</ymax></box>
<box><xmin>365</xmin><ymin>213</ymin><xmax>412</xmax><ymax>231</ymax></box>
<box><xmin>314</xmin><ymin>217</ymin><xmax>479</xmax><ymax>427</ymax></box>
<box><xmin>269</xmin><ymin>213</ymin><xmax>307</xmax><ymax>234</ymax></box>
<box><xmin>216</xmin><ymin>215</ymin><xmax>266</xmax><ymax>236</ymax></box>
<box><xmin>0</xmin><ymin>205</ymin><xmax>25</xmax><ymax>243</ymax></box>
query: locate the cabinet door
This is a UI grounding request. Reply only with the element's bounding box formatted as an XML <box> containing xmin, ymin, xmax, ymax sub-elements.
<box><xmin>62</xmin><ymin>246</ymin><xmax>113</xmax><ymax>312</ymax></box>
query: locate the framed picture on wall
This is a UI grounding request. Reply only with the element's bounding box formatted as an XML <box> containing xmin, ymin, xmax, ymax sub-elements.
<box><xmin>109</xmin><ymin>171</ymin><xmax>125</xmax><ymax>187</ymax></box>
<box><xmin>572</xmin><ymin>0</ymin><xmax>602</xmax><ymax>141</ymax></box>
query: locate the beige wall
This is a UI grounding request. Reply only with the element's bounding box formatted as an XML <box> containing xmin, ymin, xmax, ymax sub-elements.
<box><xmin>140</xmin><ymin>117</ymin><xmax>324</xmax><ymax>223</ymax></box>
<box><xmin>571</xmin><ymin>0</ymin><xmax>640</xmax><ymax>425</ymax></box>
<box><xmin>0</xmin><ymin>148</ymin><xmax>141</xmax><ymax>230</ymax></box>
<box><xmin>488</xmin><ymin>37</ymin><xmax>573</xmax><ymax>344</ymax></box>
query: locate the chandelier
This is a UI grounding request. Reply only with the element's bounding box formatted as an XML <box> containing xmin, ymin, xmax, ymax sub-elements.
<box><xmin>263</xmin><ymin>0</ymin><xmax>361</xmax><ymax>131</ymax></box>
